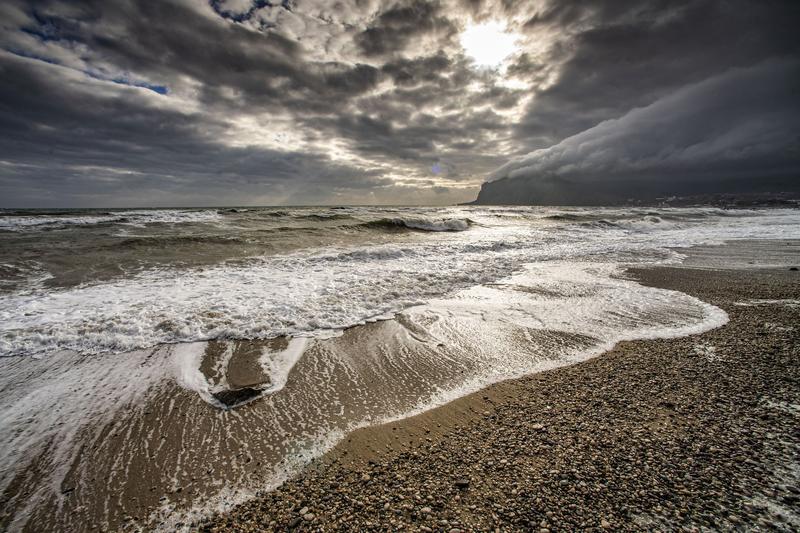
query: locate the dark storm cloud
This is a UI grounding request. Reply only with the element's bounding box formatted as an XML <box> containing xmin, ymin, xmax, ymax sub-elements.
<box><xmin>514</xmin><ymin>0</ymin><xmax>800</xmax><ymax>148</ymax></box>
<box><xmin>301</xmin><ymin>51</ymin><xmax>517</xmax><ymax>167</ymax></box>
<box><xmin>0</xmin><ymin>53</ymin><xmax>385</xmax><ymax>207</ymax></box>
<box><xmin>355</xmin><ymin>0</ymin><xmax>457</xmax><ymax>57</ymax></box>
<box><xmin>0</xmin><ymin>0</ymin><xmax>798</xmax><ymax>206</ymax></box>
<box><xmin>14</xmin><ymin>0</ymin><xmax>378</xmax><ymax>110</ymax></box>
<box><xmin>380</xmin><ymin>52</ymin><xmax>451</xmax><ymax>86</ymax></box>
<box><xmin>209</xmin><ymin>0</ymin><xmax>293</xmax><ymax>24</ymax></box>
<box><xmin>483</xmin><ymin>59</ymin><xmax>800</xmax><ymax>203</ymax></box>
<box><xmin>1</xmin><ymin>0</ymin><xmax>516</xmax><ymax>206</ymax></box>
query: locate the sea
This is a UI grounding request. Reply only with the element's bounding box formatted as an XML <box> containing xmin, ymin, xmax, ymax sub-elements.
<box><xmin>0</xmin><ymin>205</ymin><xmax>798</xmax><ymax>530</ymax></box>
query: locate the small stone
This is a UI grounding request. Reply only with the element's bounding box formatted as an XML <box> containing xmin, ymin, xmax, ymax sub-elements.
<box><xmin>361</xmin><ymin>473</ymin><xmax>371</xmax><ymax>482</ymax></box>
<box><xmin>454</xmin><ymin>479</ymin><xmax>470</xmax><ymax>489</ymax></box>
<box><xmin>601</xmin><ymin>519</ymin><xmax>612</xmax><ymax>529</ymax></box>
<box><xmin>298</xmin><ymin>506</ymin><xmax>309</xmax><ymax>515</ymax></box>
<box><xmin>212</xmin><ymin>387</ymin><xmax>261</xmax><ymax>408</ymax></box>
<box><xmin>303</xmin><ymin>513</ymin><xmax>315</xmax><ymax>521</ymax></box>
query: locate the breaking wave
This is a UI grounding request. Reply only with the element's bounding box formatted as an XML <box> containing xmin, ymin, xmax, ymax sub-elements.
<box><xmin>364</xmin><ymin>217</ymin><xmax>473</xmax><ymax>232</ymax></box>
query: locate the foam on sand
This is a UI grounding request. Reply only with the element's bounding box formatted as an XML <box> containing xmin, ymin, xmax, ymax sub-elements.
<box><xmin>169</xmin><ymin>337</ymin><xmax>312</xmax><ymax>408</ymax></box>
<box><xmin>0</xmin><ymin>258</ymin><xmax>732</xmax><ymax>531</ymax></box>
<box><xmin>172</xmin><ymin>342</ymin><xmax>216</xmax><ymax>404</ymax></box>
<box><xmin>260</xmin><ymin>337</ymin><xmax>310</xmax><ymax>393</ymax></box>
<box><xmin>0</xmin><ymin>347</ymin><xmax>168</xmax><ymax>531</ymax></box>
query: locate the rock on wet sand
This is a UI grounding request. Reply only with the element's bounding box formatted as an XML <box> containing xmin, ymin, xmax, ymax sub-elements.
<box><xmin>211</xmin><ymin>387</ymin><xmax>263</xmax><ymax>408</ymax></box>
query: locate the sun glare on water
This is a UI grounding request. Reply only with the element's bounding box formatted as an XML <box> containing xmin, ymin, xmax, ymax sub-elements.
<box><xmin>460</xmin><ymin>21</ymin><xmax>520</xmax><ymax>69</ymax></box>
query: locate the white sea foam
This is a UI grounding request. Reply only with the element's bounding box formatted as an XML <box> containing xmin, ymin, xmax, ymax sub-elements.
<box><xmin>364</xmin><ymin>261</ymin><xmax>729</xmax><ymax>426</ymax></box>
<box><xmin>0</xmin><ymin>346</ymin><xmax>167</xmax><ymax>529</ymax></box>
<box><xmin>734</xmin><ymin>299</ymin><xmax>800</xmax><ymax>307</ymax></box>
<box><xmin>169</xmin><ymin>337</ymin><xmax>311</xmax><ymax>407</ymax></box>
<box><xmin>260</xmin><ymin>337</ymin><xmax>310</xmax><ymax>393</ymax></box>
<box><xmin>386</xmin><ymin>216</ymin><xmax>472</xmax><ymax>231</ymax></box>
<box><xmin>172</xmin><ymin>342</ymin><xmax>216</xmax><ymax>403</ymax></box>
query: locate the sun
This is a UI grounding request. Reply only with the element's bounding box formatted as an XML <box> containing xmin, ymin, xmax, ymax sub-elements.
<box><xmin>460</xmin><ymin>21</ymin><xmax>520</xmax><ymax>69</ymax></box>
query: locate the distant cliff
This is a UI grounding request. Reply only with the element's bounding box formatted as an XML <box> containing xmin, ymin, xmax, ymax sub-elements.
<box><xmin>467</xmin><ymin>175</ymin><xmax>800</xmax><ymax>206</ymax></box>
<box><xmin>469</xmin><ymin>177</ymin><xmax>618</xmax><ymax>206</ymax></box>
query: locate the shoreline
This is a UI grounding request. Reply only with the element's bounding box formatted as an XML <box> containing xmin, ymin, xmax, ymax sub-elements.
<box><xmin>201</xmin><ymin>249</ymin><xmax>799</xmax><ymax>531</ymax></box>
<box><xmin>1</xmin><ymin>241</ymin><xmax>797</xmax><ymax>532</ymax></box>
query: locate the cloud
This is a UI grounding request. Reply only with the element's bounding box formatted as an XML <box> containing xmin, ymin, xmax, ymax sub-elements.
<box><xmin>0</xmin><ymin>0</ymin><xmax>797</xmax><ymax>206</ymax></box>
<box><xmin>0</xmin><ymin>0</ymin><xmax>526</xmax><ymax>206</ymax></box>
<box><xmin>0</xmin><ymin>52</ymin><xmax>389</xmax><ymax>207</ymax></box>
<box><xmin>354</xmin><ymin>0</ymin><xmax>457</xmax><ymax>57</ymax></box>
<box><xmin>486</xmin><ymin>59</ymin><xmax>800</xmax><ymax>196</ymax></box>
<box><xmin>512</xmin><ymin>0</ymin><xmax>800</xmax><ymax>148</ymax></box>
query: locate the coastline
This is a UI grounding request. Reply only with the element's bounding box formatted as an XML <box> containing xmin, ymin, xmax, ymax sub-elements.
<box><xmin>201</xmin><ymin>244</ymin><xmax>800</xmax><ymax>531</ymax></box>
<box><xmin>1</xmin><ymin>240</ymin><xmax>797</xmax><ymax>532</ymax></box>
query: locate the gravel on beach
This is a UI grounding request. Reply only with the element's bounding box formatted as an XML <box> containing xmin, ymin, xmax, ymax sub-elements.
<box><xmin>200</xmin><ymin>266</ymin><xmax>800</xmax><ymax>532</ymax></box>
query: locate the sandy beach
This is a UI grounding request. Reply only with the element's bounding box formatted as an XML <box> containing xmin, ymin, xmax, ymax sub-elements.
<box><xmin>198</xmin><ymin>245</ymin><xmax>800</xmax><ymax>532</ymax></box>
<box><xmin>1</xmin><ymin>229</ymin><xmax>798</xmax><ymax>532</ymax></box>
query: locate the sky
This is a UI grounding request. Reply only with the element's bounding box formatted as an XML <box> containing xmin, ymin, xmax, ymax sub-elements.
<box><xmin>0</xmin><ymin>0</ymin><xmax>798</xmax><ymax>207</ymax></box>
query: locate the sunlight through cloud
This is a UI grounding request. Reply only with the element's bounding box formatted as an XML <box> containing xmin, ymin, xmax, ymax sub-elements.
<box><xmin>460</xmin><ymin>21</ymin><xmax>520</xmax><ymax>68</ymax></box>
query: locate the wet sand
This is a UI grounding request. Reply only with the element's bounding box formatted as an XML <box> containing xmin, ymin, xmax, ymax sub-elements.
<box><xmin>200</xmin><ymin>246</ymin><xmax>800</xmax><ymax>531</ymax></box>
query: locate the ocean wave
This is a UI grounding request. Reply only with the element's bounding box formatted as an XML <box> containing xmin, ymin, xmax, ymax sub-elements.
<box><xmin>0</xmin><ymin>214</ymin><xmax>121</xmax><ymax>231</ymax></box>
<box><xmin>298</xmin><ymin>213</ymin><xmax>354</xmax><ymax>221</ymax></box>
<box><xmin>251</xmin><ymin>216</ymin><xmax>473</xmax><ymax>233</ymax></box>
<box><xmin>110</xmin><ymin>235</ymin><xmax>248</xmax><ymax>249</ymax></box>
<box><xmin>0</xmin><ymin>209</ymin><xmax>221</xmax><ymax>232</ymax></box>
<box><xmin>543</xmin><ymin>207</ymin><xmax>761</xmax><ymax>224</ymax></box>
<box><xmin>249</xmin><ymin>210</ymin><xmax>354</xmax><ymax>222</ymax></box>
<box><xmin>578</xmin><ymin>219</ymin><xmax>621</xmax><ymax>229</ymax></box>
<box><xmin>365</xmin><ymin>217</ymin><xmax>473</xmax><ymax>232</ymax></box>
<box><xmin>543</xmin><ymin>213</ymin><xmax>583</xmax><ymax>221</ymax></box>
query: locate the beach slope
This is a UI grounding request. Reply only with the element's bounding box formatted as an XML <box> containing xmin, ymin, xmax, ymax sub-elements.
<box><xmin>201</xmin><ymin>248</ymin><xmax>800</xmax><ymax>531</ymax></box>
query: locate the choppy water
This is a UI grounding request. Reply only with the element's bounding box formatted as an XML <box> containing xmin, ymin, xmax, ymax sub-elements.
<box><xmin>0</xmin><ymin>205</ymin><xmax>798</xmax><ymax>531</ymax></box>
<box><xmin>1</xmin><ymin>205</ymin><xmax>797</xmax><ymax>358</ymax></box>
